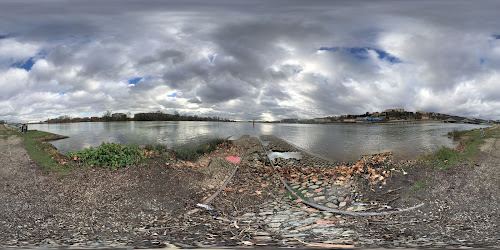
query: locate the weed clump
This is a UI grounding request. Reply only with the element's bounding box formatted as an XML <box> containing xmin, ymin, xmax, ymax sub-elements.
<box><xmin>70</xmin><ymin>142</ymin><xmax>144</xmax><ymax>169</ymax></box>
<box><xmin>447</xmin><ymin>129</ymin><xmax>465</xmax><ymax>139</ymax></box>
<box><xmin>173</xmin><ymin>139</ymin><xmax>227</xmax><ymax>161</ymax></box>
<box><xmin>435</xmin><ymin>146</ymin><xmax>460</xmax><ymax>168</ymax></box>
<box><xmin>412</xmin><ymin>181</ymin><xmax>432</xmax><ymax>190</ymax></box>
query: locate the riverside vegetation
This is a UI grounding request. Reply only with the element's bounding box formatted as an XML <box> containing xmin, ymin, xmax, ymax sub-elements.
<box><xmin>15</xmin><ymin>126</ymin><xmax>227</xmax><ymax>171</ymax></box>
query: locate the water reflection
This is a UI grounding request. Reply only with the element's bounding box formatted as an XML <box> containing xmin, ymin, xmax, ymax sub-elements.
<box><xmin>30</xmin><ymin>121</ymin><xmax>489</xmax><ymax>161</ymax></box>
<box><xmin>267</xmin><ymin>151</ymin><xmax>302</xmax><ymax>161</ymax></box>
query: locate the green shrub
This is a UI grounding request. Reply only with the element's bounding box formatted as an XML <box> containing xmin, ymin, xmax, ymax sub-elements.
<box><xmin>173</xmin><ymin>148</ymin><xmax>198</xmax><ymax>161</ymax></box>
<box><xmin>145</xmin><ymin>143</ymin><xmax>168</xmax><ymax>153</ymax></box>
<box><xmin>154</xmin><ymin>144</ymin><xmax>168</xmax><ymax>152</ymax></box>
<box><xmin>435</xmin><ymin>146</ymin><xmax>460</xmax><ymax>168</ymax></box>
<box><xmin>447</xmin><ymin>129</ymin><xmax>465</xmax><ymax>139</ymax></box>
<box><xmin>144</xmin><ymin>144</ymin><xmax>156</xmax><ymax>151</ymax></box>
<box><xmin>162</xmin><ymin>152</ymin><xmax>171</xmax><ymax>159</ymax></box>
<box><xmin>70</xmin><ymin>142</ymin><xmax>144</xmax><ymax>169</ymax></box>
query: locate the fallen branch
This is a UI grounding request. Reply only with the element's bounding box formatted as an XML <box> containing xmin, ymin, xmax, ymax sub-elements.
<box><xmin>186</xmin><ymin>152</ymin><xmax>245</xmax><ymax>215</ymax></box>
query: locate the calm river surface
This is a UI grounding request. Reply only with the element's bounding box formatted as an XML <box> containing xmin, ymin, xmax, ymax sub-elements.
<box><xmin>30</xmin><ymin>121</ymin><xmax>489</xmax><ymax>161</ymax></box>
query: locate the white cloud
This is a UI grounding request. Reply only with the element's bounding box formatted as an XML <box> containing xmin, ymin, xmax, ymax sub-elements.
<box><xmin>1</xmin><ymin>0</ymin><xmax>500</xmax><ymax>122</ymax></box>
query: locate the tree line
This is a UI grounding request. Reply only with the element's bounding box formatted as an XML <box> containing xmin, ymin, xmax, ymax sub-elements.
<box><xmin>45</xmin><ymin>110</ymin><xmax>232</xmax><ymax>123</ymax></box>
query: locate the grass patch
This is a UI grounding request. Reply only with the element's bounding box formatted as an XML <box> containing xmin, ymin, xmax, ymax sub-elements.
<box><xmin>447</xmin><ymin>129</ymin><xmax>466</xmax><ymax>139</ymax></box>
<box><xmin>429</xmin><ymin>126</ymin><xmax>498</xmax><ymax>169</ymax></box>
<box><xmin>435</xmin><ymin>146</ymin><xmax>460</xmax><ymax>169</ymax></box>
<box><xmin>144</xmin><ymin>143</ymin><xmax>168</xmax><ymax>153</ymax></box>
<box><xmin>173</xmin><ymin>139</ymin><xmax>227</xmax><ymax>161</ymax></box>
<box><xmin>172</xmin><ymin>148</ymin><xmax>199</xmax><ymax>161</ymax></box>
<box><xmin>412</xmin><ymin>181</ymin><xmax>432</xmax><ymax>191</ymax></box>
<box><xmin>18</xmin><ymin>130</ymin><xmax>71</xmax><ymax>174</ymax></box>
<box><xmin>70</xmin><ymin>142</ymin><xmax>144</xmax><ymax>169</ymax></box>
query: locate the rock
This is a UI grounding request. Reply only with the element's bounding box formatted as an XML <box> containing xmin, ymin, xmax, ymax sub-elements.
<box><xmin>339</xmin><ymin>202</ymin><xmax>347</xmax><ymax>208</ymax></box>
<box><xmin>327</xmin><ymin>196</ymin><xmax>337</xmax><ymax>201</ymax></box>
<box><xmin>326</xmin><ymin>203</ymin><xmax>338</xmax><ymax>208</ymax></box>
<box><xmin>337</xmin><ymin>197</ymin><xmax>344</xmax><ymax>202</ymax></box>
<box><xmin>309</xmin><ymin>185</ymin><xmax>319</xmax><ymax>189</ymax></box>
<box><xmin>313</xmin><ymin>196</ymin><xmax>326</xmax><ymax>202</ymax></box>
<box><xmin>270</xmin><ymin>215</ymin><xmax>289</xmax><ymax>221</ymax></box>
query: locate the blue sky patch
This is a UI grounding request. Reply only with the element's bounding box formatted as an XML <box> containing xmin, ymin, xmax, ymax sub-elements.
<box><xmin>318</xmin><ymin>47</ymin><xmax>402</xmax><ymax>63</ymax></box>
<box><xmin>59</xmin><ymin>91</ymin><xmax>66</xmax><ymax>95</ymax></box>
<box><xmin>128</xmin><ymin>77</ymin><xmax>142</xmax><ymax>85</ymax></box>
<box><xmin>209</xmin><ymin>54</ymin><xmax>217</xmax><ymax>63</ymax></box>
<box><xmin>167</xmin><ymin>92</ymin><xmax>177</xmax><ymax>98</ymax></box>
<box><xmin>10</xmin><ymin>57</ymin><xmax>36</xmax><ymax>71</ymax></box>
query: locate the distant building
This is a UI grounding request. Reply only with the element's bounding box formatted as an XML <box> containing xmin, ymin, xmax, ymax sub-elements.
<box><xmin>314</xmin><ymin>118</ymin><xmax>328</xmax><ymax>123</ymax></box>
<box><xmin>343</xmin><ymin>118</ymin><xmax>356</xmax><ymax>123</ymax></box>
<box><xmin>356</xmin><ymin>117</ymin><xmax>382</xmax><ymax>123</ymax></box>
<box><xmin>384</xmin><ymin>108</ymin><xmax>405</xmax><ymax>113</ymax></box>
<box><xmin>356</xmin><ymin>117</ymin><xmax>369</xmax><ymax>123</ymax></box>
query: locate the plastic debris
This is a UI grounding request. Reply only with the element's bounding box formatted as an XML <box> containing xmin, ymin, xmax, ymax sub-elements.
<box><xmin>196</xmin><ymin>203</ymin><xmax>213</xmax><ymax>210</ymax></box>
<box><xmin>225</xmin><ymin>156</ymin><xmax>240</xmax><ymax>163</ymax></box>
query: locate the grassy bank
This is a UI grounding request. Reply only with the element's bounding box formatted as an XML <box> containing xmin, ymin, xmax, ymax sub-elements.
<box><xmin>16</xmin><ymin>129</ymin><xmax>72</xmax><ymax>174</ymax></box>
<box><xmin>10</xmin><ymin>126</ymin><xmax>228</xmax><ymax>172</ymax></box>
<box><xmin>424</xmin><ymin>126</ymin><xmax>498</xmax><ymax>169</ymax></box>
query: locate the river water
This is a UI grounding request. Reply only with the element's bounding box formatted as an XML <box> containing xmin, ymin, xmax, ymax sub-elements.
<box><xmin>30</xmin><ymin>121</ymin><xmax>488</xmax><ymax>161</ymax></box>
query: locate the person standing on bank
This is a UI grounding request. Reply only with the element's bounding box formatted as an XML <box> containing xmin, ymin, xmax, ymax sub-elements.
<box><xmin>21</xmin><ymin>124</ymin><xmax>27</xmax><ymax>133</ymax></box>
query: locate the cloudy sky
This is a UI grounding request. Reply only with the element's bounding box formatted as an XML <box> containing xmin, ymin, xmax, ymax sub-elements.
<box><xmin>1</xmin><ymin>0</ymin><xmax>500</xmax><ymax>122</ymax></box>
